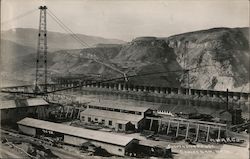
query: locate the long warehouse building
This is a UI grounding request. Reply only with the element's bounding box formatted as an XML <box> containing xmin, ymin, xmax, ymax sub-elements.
<box><xmin>0</xmin><ymin>98</ymin><xmax>51</xmax><ymax>124</ymax></box>
<box><xmin>17</xmin><ymin>117</ymin><xmax>138</xmax><ymax>156</ymax></box>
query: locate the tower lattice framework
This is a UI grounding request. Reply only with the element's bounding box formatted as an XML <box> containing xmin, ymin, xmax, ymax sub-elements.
<box><xmin>35</xmin><ymin>6</ymin><xmax>48</xmax><ymax>94</ymax></box>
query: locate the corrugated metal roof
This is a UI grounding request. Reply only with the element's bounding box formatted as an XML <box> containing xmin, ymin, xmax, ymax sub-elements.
<box><xmin>81</xmin><ymin>108</ymin><xmax>144</xmax><ymax>123</ymax></box>
<box><xmin>0</xmin><ymin>98</ymin><xmax>49</xmax><ymax>110</ymax></box>
<box><xmin>0</xmin><ymin>100</ymin><xmax>17</xmax><ymax>109</ymax></box>
<box><xmin>89</xmin><ymin>100</ymin><xmax>150</xmax><ymax>112</ymax></box>
<box><xmin>17</xmin><ymin>117</ymin><xmax>135</xmax><ymax>146</ymax></box>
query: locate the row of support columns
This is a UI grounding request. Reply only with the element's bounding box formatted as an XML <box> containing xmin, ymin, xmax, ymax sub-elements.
<box><xmin>64</xmin><ymin>106</ymin><xmax>85</xmax><ymax>119</ymax></box>
<box><xmin>148</xmin><ymin>118</ymin><xmax>223</xmax><ymax>142</ymax></box>
<box><xmin>3</xmin><ymin>81</ymin><xmax>249</xmax><ymax>101</ymax></box>
<box><xmin>55</xmin><ymin>79</ymin><xmax>249</xmax><ymax>101</ymax></box>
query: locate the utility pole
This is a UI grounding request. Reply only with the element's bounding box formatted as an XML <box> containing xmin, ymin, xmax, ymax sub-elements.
<box><xmin>184</xmin><ymin>41</ymin><xmax>190</xmax><ymax>107</ymax></box>
<box><xmin>185</xmin><ymin>41</ymin><xmax>190</xmax><ymax>95</ymax></box>
<box><xmin>226</xmin><ymin>88</ymin><xmax>229</xmax><ymax>110</ymax></box>
<box><xmin>183</xmin><ymin>41</ymin><xmax>189</xmax><ymax>93</ymax></box>
<box><xmin>35</xmin><ymin>6</ymin><xmax>48</xmax><ymax>95</ymax></box>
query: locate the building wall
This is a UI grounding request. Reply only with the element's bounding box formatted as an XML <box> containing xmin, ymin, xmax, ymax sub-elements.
<box><xmin>64</xmin><ymin>135</ymin><xmax>88</xmax><ymax>145</ymax></box>
<box><xmin>64</xmin><ymin>134</ymin><xmax>126</xmax><ymax>156</ymax></box>
<box><xmin>137</xmin><ymin>118</ymin><xmax>146</xmax><ymax>130</ymax></box>
<box><xmin>18</xmin><ymin>124</ymin><xmax>132</xmax><ymax>156</ymax></box>
<box><xmin>18</xmin><ymin>125</ymin><xmax>36</xmax><ymax>136</ymax></box>
<box><xmin>144</xmin><ymin>109</ymin><xmax>153</xmax><ymax>116</ymax></box>
<box><xmin>1</xmin><ymin>109</ymin><xmax>16</xmax><ymax>123</ymax></box>
<box><xmin>124</xmin><ymin>139</ymin><xmax>139</xmax><ymax>155</ymax></box>
<box><xmin>91</xmin><ymin>141</ymin><xmax>125</xmax><ymax>156</ymax></box>
<box><xmin>81</xmin><ymin>114</ymin><xmax>141</xmax><ymax>130</ymax></box>
<box><xmin>1</xmin><ymin>106</ymin><xmax>51</xmax><ymax>124</ymax></box>
<box><xmin>115</xmin><ymin>123</ymin><xmax>126</xmax><ymax>131</ymax></box>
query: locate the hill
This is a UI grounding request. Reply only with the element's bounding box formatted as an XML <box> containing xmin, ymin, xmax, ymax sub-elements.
<box><xmin>1</xmin><ymin>27</ymin><xmax>249</xmax><ymax>92</ymax></box>
<box><xmin>164</xmin><ymin>27</ymin><xmax>249</xmax><ymax>91</ymax></box>
<box><xmin>1</xmin><ymin>28</ymin><xmax>126</xmax><ymax>52</ymax></box>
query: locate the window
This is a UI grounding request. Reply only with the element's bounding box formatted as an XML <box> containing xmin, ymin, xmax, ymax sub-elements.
<box><xmin>118</xmin><ymin>124</ymin><xmax>122</xmax><ymax>129</ymax></box>
<box><xmin>81</xmin><ymin>116</ymin><xmax>85</xmax><ymax>121</ymax></box>
<box><xmin>128</xmin><ymin>111</ymin><xmax>135</xmax><ymax>114</ymax></box>
<box><xmin>114</xmin><ymin>109</ymin><xmax>120</xmax><ymax>112</ymax></box>
<box><xmin>95</xmin><ymin>118</ymin><xmax>98</xmax><ymax>121</ymax></box>
<box><xmin>88</xmin><ymin>117</ymin><xmax>91</xmax><ymax>122</ymax></box>
<box><xmin>109</xmin><ymin>120</ymin><xmax>112</xmax><ymax>126</ymax></box>
<box><xmin>136</xmin><ymin>112</ymin><xmax>142</xmax><ymax>115</ymax></box>
<box><xmin>108</xmin><ymin>108</ymin><xmax>113</xmax><ymax>111</ymax></box>
<box><xmin>124</xmin><ymin>110</ymin><xmax>129</xmax><ymax>114</ymax></box>
<box><xmin>118</xmin><ymin>148</ymin><xmax>122</xmax><ymax>152</ymax></box>
<box><xmin>101</xmin><ymin>119</ymin><xmax>105</xmax><ymax>123</ymax></box>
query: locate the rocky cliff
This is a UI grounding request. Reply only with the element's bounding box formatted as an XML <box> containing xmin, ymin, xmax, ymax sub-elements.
<box><xmin>1</xmin><ymin>27</ymin><xmax>249</xmax><ymax>92</ymax></box>
<box><xmin>164</xmin><ymin>27</ymin><xmax>249</xmax><ymax>91</ymax></box>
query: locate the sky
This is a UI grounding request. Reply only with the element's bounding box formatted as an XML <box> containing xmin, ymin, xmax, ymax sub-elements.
<box><xmin>1</xmin><ymin>0</ymin><xmax>249</xmax><ymax>41</ymax></box>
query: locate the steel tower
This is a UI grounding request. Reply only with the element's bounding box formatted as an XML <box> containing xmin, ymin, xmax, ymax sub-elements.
<box><xmin>35</xmin><ymin>6</ymin><xmax>48</xmax><ymax>94</ymax></box>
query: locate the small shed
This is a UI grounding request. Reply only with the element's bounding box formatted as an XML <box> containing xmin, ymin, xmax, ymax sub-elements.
<box><xmin>80</xmin><ymin>109</ymin><xmax>145</xmax><ymax>130</ymax></box>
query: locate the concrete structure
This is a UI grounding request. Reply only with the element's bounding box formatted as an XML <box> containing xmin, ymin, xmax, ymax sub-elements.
<box><xmin>80</xmin><ymin>101</ymin><xmax>152</xmax><ymax>131</ymax></box>
<box><xmin>0</xmin><ymin>98</ymin><xmax>50</xmax><ymax>124</ymax></box>
<box><xmin>2</xmin><ymin>82</ymin><xmax>249</xmax><ymax>104</ymax></box>
<box><xmin>18</xmin><ymin>118</ymin><xmax>138</xmax><ymax>156</ymax></box>
<box><xmin>146</xmin><ymin>116</ymin><xmax>227</xmax><ymax>142</ymax></box>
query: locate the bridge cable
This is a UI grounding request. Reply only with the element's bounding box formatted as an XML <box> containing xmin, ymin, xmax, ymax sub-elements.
<box><xmin>47</xmin><ymin>12</ymin><xmax>88</xmax><ymax>48</ymax></box>
<box><xmin>45</xmin><ymin>65</ymin><xmax>214</xmax><ymax>93</ymax></box>
<box><xmin>47</xmin><ymin>9</ymin><xmax>128</xmax><ymax>79</ymax></box>
<box><xmin>47</xmin><ymin>9</ymin><xmax>90</xmax><ymax>47</ymax></box>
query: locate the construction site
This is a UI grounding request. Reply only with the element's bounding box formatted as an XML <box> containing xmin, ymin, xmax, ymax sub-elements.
<box><xmin>1</xmin><ymin>3</ymin><xmax>249</xmax><ymax>159</ymax></box>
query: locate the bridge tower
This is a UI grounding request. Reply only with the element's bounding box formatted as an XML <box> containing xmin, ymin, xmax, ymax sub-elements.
<box><xmin>35</xmin><ymin>6</ymin><xmax>48</xmax><ymax>94</ymax></box>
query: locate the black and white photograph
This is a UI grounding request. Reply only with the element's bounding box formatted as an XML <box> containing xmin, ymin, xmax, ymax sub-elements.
<box><xmin>0</xmin><ymin>0</ymin><xmax>249</xmax><ymax>158</ymax></box>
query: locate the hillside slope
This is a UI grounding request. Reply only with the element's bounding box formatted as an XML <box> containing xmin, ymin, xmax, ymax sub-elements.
<box><xmin>164</xmin><ymin>27</ymin><xmax>249</xmax><ymax>91</ymax></box>
<box><xmin>1</xmin><ymin>39</ymin><xmax>35</xmax><ymax>72</ymax></box>
<box><xmin>1</xmin><ymin>28</ymin><xmax>126</xmax><ymax>52</ymax></box>
<box><xmin>1</xmin><ymin>27</ymin><xmax>249</xmax><ymax>92</ymax></box>
<box><xmin>112</xmin><ymin>37</ymin><xmax>182</xmax><ymax>87</ymax></box>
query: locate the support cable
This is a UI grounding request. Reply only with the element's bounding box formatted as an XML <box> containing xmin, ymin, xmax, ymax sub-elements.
<box><xmin>47</xmin><ymin>9</ymin><xmax>128</xmax><ymax>80</ymax></box>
